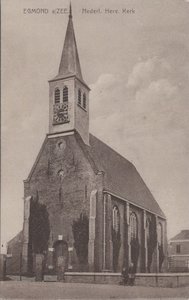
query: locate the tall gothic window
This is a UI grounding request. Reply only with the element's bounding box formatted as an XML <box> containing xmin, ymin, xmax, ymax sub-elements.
<box><xmin>146</xmin><ymin>218</ymin><xmax>150</xmax><ymax>242</ymax></box>
<box><xmin>55</xmin><ymin>88</ymin><xmax>60</xmax><ymax>103</ymax></box>
<box><xmin>83</xmin><ymin>93</ymin><xmax>86</xmax><ymax>109</ymax></box>
<box><xmin>112</xmin><ymin>205</ymin><xmax>121</xmax><ymax>272</ymax></box>
<box><xmin>112</xmin><ymin>205</ymin><xmax>120</xmax><ymax>233</ymax></box>
<box><xmin>130</xmin><ymin>213</ymin><xmax>137</xmax><ymax>241</ymax></box>
<box><xmin>157</xmin><ymin>222</ymin><xmax>164</xmax><ymax>271</ymax></box>
<box><xmin>157</xmin><ymin>223</ymin><xmax>163</xmax><ymax>246</ymax></box>
<box><xmin>63</xmin><ymin>86</ymin><xmax>68</xmax><ymax>102</ymax></box>
<box><xmin>78</xmin><ymin>89</ymin><xmax>81</xmax><ymax>105</ymax></box>
<box><xmin>130</xmin><ymin>212</ymin><xmax>139</xmax><ymax>271</ymax></box>
<box><xmin>146</xmin><ymin>218</ymin><xmax>151</xmax><ymax>271</ymax></box>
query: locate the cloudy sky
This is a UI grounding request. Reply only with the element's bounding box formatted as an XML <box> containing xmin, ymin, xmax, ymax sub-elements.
<box><xmin>1</xmin><ymin>0</ymin><xmax>189</xmax><ymax>244</ymax></box>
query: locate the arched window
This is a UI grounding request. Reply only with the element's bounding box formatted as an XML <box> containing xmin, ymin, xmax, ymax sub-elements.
<box><xmin>112</xmin><ymin>206</ymin><xmax>120</xmax><ymax>233</ymax></box>
<box><xmin>157</xmin><ymin>223</ymin><xmax>163</xmax><ymax>246</ymax></box>
<box><xmin>130</xmin><ymin>213</ymin><xmax>137</xmax><ymax>241</ymax></box>
<box><xmin>146</xmin><ymin>218</ymin><xmax>151</xmax><ymax>242</ymax></box>
<box><xmin>78</xmin><ymin>89</ymin><xmax>81</xmax><ymax>105</ymax></box>
<box><xmin>63</xmin><ymin>86</ymin><xmax>68</xmax><ymax>102</ymax></box>
<box><xmin>55</xmin><ymin>88</ymin><xmax>60</xmax><ymax>103</ymax></box>
<box><xmin>157</xmin><ymin>222</ymin><xmax>164</xmax><ymax>271</ymax></box>
<box><xmin>83</xmin><ymin>93</ymin><xmax>86</xmax><ymax>109</ymax></box>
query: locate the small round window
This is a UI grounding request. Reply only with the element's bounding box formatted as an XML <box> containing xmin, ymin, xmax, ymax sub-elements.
<box><xmin>57</xmin><ymin>140</ymin><xmax>66</xmax><ymax>151</ymax></box>
<box><xmin>58</xmin><ymin>169</ymin><xmax>64</xmax><ymax>177</ymax></box>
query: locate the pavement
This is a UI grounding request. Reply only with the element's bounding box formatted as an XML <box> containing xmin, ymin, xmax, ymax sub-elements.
<box><xmin>0</xmin><ymin>281</ymin><xmax>189</xmax><ymax>299</ymax></box>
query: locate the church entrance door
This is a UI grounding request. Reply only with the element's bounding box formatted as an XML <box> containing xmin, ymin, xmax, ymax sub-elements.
<box><xmin>53</xmin><ymin>241</ymin><xmax>68</xmax><ymax>273</ymax></box>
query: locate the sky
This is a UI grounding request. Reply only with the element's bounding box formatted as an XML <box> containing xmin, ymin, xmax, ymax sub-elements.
<box><xmin>1</xmin><ymin>0</ymin><xmax>189</xmax><ymax>245</ymax></box>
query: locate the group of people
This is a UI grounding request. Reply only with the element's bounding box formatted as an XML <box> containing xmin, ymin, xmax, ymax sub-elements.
<box><xmin>120</xmin><ymin>262</ymin><xmax>136</xmax><ymax>286</ymax></box>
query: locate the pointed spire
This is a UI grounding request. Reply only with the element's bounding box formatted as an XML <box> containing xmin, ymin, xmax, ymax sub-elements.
<box><xmin>57</xmin><ymin>3</ymin><xmax>83</xmax><ymax>81</ymax></box>
<box><xmin>69</xmin><ymin>2</ymin><xmax>72</xmax><ymax>18</ymax></box>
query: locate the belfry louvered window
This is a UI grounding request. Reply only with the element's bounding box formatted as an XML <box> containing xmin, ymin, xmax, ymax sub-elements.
<box><xmin>83</xmin><ymin>93</ymin><xmax>86</xmax><ymax>109</ymax></box>
<box><xmin>55</xmin><ymin>88</ymin><xmax>60</xmax><ymax>103</ymax></box>
<box><xmin>78</xmin><ymin>89</ymin><xmax>81</xmax><ymax>105</ymax></box>
<box><xmin>63</xmin><ymin>86</ymin><xmax>68</xmax><ymax>102</ymax></box>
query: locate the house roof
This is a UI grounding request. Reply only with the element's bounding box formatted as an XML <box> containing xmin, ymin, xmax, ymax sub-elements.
<box><xmin>170</xmin><ymin>230</ymin><xmax>189</xmax><ymax>241</ymax></box>
<box><xmin>7</xmin><ymin>231</ymin><xmax>23</xmax><ymax>247</ymax></box>
<box><xmin>76</xmin><ymin>132</ymin><xmax>166</xmax><ymax>218</ymax></box>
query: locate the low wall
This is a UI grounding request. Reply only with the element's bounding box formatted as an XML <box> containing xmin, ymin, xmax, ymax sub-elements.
<box><xmin>64</xmin><ymin>272</ymin><xmax>189</xmax><ymax>288</ymax></box>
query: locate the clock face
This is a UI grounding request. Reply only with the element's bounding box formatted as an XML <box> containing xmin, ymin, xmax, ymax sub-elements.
<box><xmin>53</xmin><ymin>103</ymin><xmax>69</xmax><ymax>124</ymax></box>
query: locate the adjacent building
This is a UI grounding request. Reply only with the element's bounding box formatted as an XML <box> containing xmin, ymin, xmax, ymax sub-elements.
<box><xmin>168</xmin><ymin>230</ymin><xmax>189</xmax><ymax>272</ymax></box>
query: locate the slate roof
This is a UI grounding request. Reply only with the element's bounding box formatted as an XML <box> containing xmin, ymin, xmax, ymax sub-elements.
<box><xmin>80</xmin><ymin>133</ymin><xmax>166</xmax><ymax>218</ymax></box>
<box><xmin>170</xmin><ymin>230</ymin><xmax>189</xmax><ymax>241</ymax></box>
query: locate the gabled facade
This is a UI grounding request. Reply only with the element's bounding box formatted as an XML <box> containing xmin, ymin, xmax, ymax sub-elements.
<box><xmin>8</xmin><ymin>5</ymin><xmax>167</xmax><ymax>275</ymax></box>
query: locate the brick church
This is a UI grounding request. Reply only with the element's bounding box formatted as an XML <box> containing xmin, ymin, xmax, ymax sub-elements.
<box><xmin>8</xmin><ymin>5</ymin><xmax>167</xmax><ymax>275</ymax></box>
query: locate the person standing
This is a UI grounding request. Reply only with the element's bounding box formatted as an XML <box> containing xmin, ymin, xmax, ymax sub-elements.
<box><xmin>128</xmin><ymin>262</ymin><xmax>135</xmax><ymax>286</ymax></box>
<box><xmin>121</xmin><ymin>266</ymin><xmax>129</xmax><ymax>285</ymax></box>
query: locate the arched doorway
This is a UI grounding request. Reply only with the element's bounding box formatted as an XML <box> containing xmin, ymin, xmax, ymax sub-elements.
<box><xmin>53</xmin><ymin>241</ymin><xmax>68</xmax><ymax>273</ymax></box>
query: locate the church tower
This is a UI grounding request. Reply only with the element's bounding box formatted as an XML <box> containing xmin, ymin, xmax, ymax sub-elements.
<box><xmin>48</xmin><ymin>4</ymin><xmax>90</xmax><ymax>145</ymax></box>
<box><xmin>9</xmin><ymin>2</ymin><xmax>167</xmax><ymax>276</ymax></box>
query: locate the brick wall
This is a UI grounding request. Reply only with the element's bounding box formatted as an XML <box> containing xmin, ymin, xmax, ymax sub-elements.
<box><xmin>24</xmin><ymin>134</ymin><xmax>98</xmax><ymax>271</ymax></box>
<box><xmin>21</xmin><ymin>131</ymin><xmax>167</xmax><ymax>274</ymax></box>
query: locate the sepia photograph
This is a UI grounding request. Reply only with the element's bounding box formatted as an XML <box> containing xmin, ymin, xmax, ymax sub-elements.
<box><xmin>1</xmin><ymin>0</ymin><xmax>189</xmax><ymax>299</ymax></box>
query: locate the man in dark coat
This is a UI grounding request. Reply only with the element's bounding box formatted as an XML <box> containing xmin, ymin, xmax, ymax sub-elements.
<box><xmin>128</xmin><ymin>262</ymin><xmax>135</xmax><ymax>286</ymax></box>
<box><xmin>121</xmin><ymin>266</ymin><xmax>129</xmax><ymax>285</ymax></box>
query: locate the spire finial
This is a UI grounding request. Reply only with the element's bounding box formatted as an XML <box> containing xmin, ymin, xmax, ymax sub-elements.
<box><xmin>58</xmin><ymin>0</ymin><xmax>83</xmax><ymax>81</ymax></box>
<box><xmin>69</xmin><ymin>2</ymin><xmax>72</xmax><ymax>18</ymax></box>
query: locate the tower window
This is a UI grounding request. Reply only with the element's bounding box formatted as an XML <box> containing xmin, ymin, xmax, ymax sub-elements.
<box><xmin>112</xmin><ymin>205</ymin><xmax>120</xmax><ymax>233</ymax></box>
<box><xmin>63</xmin><ymin>86</ymin><xmax>68</xmax><ymax>102</ymax></box>
<box><xmin>83</xmin><ymin>93</ymin><xmax>86</xmax><ymax>109</ymax></box>
<box><xmin>55</xmin><ymin>88</ymin><xmax>60</xmax><ymax>104</ymax></box>
<box><xmin>78</xmin><ymin>89</ymin><xmax>81</xmax><ymax>105</ymax></box>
